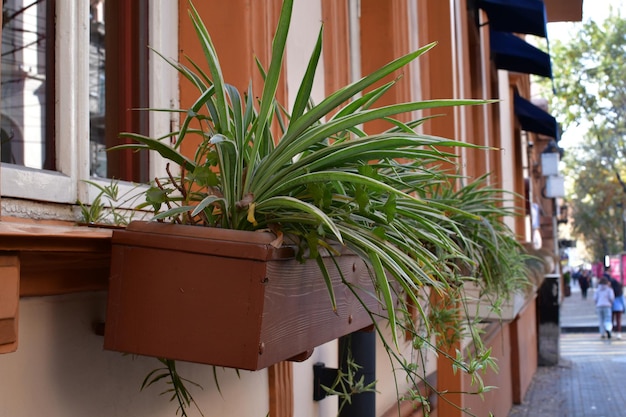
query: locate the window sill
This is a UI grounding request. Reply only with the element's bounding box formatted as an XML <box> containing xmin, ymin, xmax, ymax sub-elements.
<box><xmin>0</xmin><ymin>218</ymin><xmax>112</xmax><ymax>297</ymax></box>
<box><xmin>0</xmin><ymin>218</ymin><xmax>112</xmax><ymax>352</ymax></box>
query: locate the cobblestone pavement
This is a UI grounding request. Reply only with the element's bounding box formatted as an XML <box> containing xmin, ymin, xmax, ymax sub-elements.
<box><xmin>507</xmin><ymin>360</ymin><xmax>568</xmax><ymax>417</ymax></box>
<box><xmin>509</xmin><ymin>334</ymin><xmax>626</xmax><ymax>417</ymax></box>
<box><xmin>561</xmin><ymin>281</ymin><xmax>600</xmax><ymax>332</ymax></box>
<box><xmin>508</xmin><ymin>284</ymin><xmax>626</xmax><ymax>417</ymax></box>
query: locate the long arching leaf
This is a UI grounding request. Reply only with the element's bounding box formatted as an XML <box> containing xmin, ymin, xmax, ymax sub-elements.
<box><xmin>115</xmin><ymin>133</ymin><xmax>197</xmax><ymax>172</ymax></box>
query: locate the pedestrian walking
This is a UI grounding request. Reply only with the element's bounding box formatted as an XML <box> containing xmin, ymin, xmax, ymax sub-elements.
<box><xmin>595</xmin><ymin>277</ymin><xmax>616</xmax><ymax>339</ymax></box>
<box><xmin>579</xmin><ymin>269</ymin><xmax>591</xmax><ymax>299</ymax></box>
<box><xmin>607</xmin><ymin>274</ymin><xmax>625</xmax><ymax>339</ymax></box>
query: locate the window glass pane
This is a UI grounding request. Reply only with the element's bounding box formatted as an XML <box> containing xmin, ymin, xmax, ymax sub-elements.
<box><xmin>90</xmin><ymin>1</ymin><xmax>106</xmax><ymax>177</ymax></box>
<box><xmin>90</xmin><ymin>0</ymin><xmax>149</xmax><ymax>182</ymax></box>
<box><xmin>1</xmin><ymin>0</ymin><xmax>54</xmax><ymax>170</ymax></box>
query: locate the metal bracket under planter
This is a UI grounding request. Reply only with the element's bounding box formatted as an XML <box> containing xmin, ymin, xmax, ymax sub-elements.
<box><xmin>104</xmin><ymin>221</ymin><xmax>384</xmax><ymax>371</ymax></box>
<box><xmin>313</xmin><ymin>362</ymin><xmax>339</xmax><ymax>401</ymax></box>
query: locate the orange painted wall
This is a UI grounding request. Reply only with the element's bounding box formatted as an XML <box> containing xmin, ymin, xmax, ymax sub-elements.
<box><xmin>511</xmin><ymin>297</ymin><xmax>538</xmax><ymax>403</ymax></box>
<box><xmin>418</xmin><ymin>0</ymin><xmax>456</xmax><ymax>143</ymax></box>
<box><xmin>177</xmin><ymin>0</ymin><xmax>285</xmax><ymax>159</ymax></box>
<box><xmin>320</xmin><ymin>0</ymin><xmax>350</xmax><ymax>97</ymax></box>
<box><xmin>437</xmin><ymin>302</ymin><xmax>538</xmax><ymax>417</ymax></box>
<box><xmin>417</xmin><ymin>0</ymin><xmax>474</xmax><ymax>180</ymax></box>
<box><xmin>463</xmin><ymin>325</ymin><xmax>514</xmax><ymax>417</ymax></box>
<box><xmin>0</xmin><ymin>254</ymin><xmax>19</xmax><ymax>353</ymax></box>
<box><xmin>463</xmin><ymin>5</ymin><xmax>487</xmax><ymax>179</ymax></box>
<box><xmin>360</xmin><ymin>0</ymin><xmax>411</xmax><ymax>133</ymax></box>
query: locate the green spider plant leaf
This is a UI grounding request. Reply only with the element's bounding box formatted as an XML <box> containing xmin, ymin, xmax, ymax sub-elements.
<box><xmin>290</xmin><ymin>26</ymin><xmax>323</xmax><ymax>124</ymax></box>
<box><xmin>316</xmin><ymin>255</ymin><xmax>338</xmax><ymax>313</ymax></box>
<box><xmin>259</xmin><ymin>170</ymin><xmax>420</xmax><ymax>203</ymax></box>
<box><xmin>246</xmin><ymin>0</ymin><xmax>294</xmax><ymax>182</ymax></box>
<box><xmin>114</xmin><ymin>133</ymin><xmax>197</xmax><ymax>172</ymax></box>
<box><xmin>254</xmin><ymin>196</ymin><xmax>343</xmax><ymax>244</ymax></box>
<box><xmin>369</xmin><ymin>250</ymin><xmax>398</xmax><ymax>345</ymax></box>
<box><xmin>278</xmin><ymin>42</ymin><xmax>439</xmax><ymax>149</ymax></box>
<box><xmin>152</xmin><ymin>206</ymin><xmax>196</xmax><ymax>221</ymax></box>
<box><xmin>191</xmin><ymin>195</ymin><xmax>227</xmax><ymax>218</ymax></box>
<box><xmin>252</xmin><ymin>99</ymin><xmax>490</xmax><ymax>192</ymax></box>
<box><xmin>187</xmin><ymin>2</ymin><xmax>230</xmax><ymax>134</ymax></box>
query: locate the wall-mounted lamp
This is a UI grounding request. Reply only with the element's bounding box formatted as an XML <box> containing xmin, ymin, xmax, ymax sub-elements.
<box><xmin>545</xmin><ymin>176</ymin><xmax>565</xmax><ymax>198</ymax></box>
<box><xmin>541</xmin><ymin>140</ymin><xmax>565</xmax><ymax>198</ymax></box>
<box><xmin>541</xmin><ymin>152</ymin><xmax>559</xmax><ymax>176</ymax></box>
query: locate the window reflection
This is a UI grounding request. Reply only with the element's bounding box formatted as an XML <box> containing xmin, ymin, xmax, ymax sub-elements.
<box><xmin>0</xmin><ymin>0</ymin><xmax>149</xmax><ymax>181</ymax></box>
<box><xmin>91</xmin><ymin>0</ymin><xmax>149</xmax><ymax>182</ymax></box>
<box><xmin>90</xmin><ymin>1</ymin><xmax>106</xmax><ymax>177</ymax></box>
<box><xmin>1</xmin><ymin>0</ymin><xmax>54</xmax><ymax>170</ymax></box>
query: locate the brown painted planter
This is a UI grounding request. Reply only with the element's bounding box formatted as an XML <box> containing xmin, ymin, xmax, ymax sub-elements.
<box><xmin>104</xmin><ymin>221</ymin><xmax>382</xmax><ymax>371</ymax></box>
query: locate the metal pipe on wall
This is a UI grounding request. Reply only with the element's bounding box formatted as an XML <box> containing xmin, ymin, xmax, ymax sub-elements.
<box><xmin>338</xmin><ymin>330</ymin><xmax>376</xmax><ymax>417</ymax></box>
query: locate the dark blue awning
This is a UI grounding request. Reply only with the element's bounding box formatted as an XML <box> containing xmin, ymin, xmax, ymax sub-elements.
<box><xmin>491</xmin><ymin>31</ymin><xmax>552</xmax><ymax>78</ymax></box>
<box><xmin>478</xmin><ymin>0</ymin><xmax>548</xmax><ymax>37</ymax></box>
<box><xmin>514</xmin><ymin>93</ymin><xmax>558</xmax><ymax>138</ymax></box>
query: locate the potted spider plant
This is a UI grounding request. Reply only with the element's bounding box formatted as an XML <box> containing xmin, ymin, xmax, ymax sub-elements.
<box><xmin>103</xmin><ymin>0</ymin><xmax>515</xmax><ymax>373</ymax></box>
<box><xmin>430</xmin><ymin>175</ymin><xmax>534</xmax><ymax>321</ymax></box>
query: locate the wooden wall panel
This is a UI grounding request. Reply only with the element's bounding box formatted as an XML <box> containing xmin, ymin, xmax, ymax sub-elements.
<box><xmin>178</xmin><ymin>0</ymin><xmax>286</xmax><ymax>158</ymax></box>
<box><xmin>268</xmin><ymin>362</ymin><xmax>293</xmax><ymax>417</ymax></box>
<box><xmin>321</xmin><ymin>0</ymin><xmax>351</xmax><ymax>97</ymax></box>
<box><xmin>0</xmin><ymin>254</ymin><xmax>19</xmax><ymax>353</ymax></box>
<box><xmin>418</xmin><ymin>1</ymin><xmax>455</xmax><ymax>141</ymax></box>
<box><xmin>462</xmin><ymin>324</ymin><xmax>514</xmax><ymax>417</ymax></box>
<box><xmin>360</xmin><ymin>0</ymin><xmax>411</xmax><ymax>133</ymax></box>
<box><xmin>511</xmin><ymin>297</ymin><xmax>538</xmax><ymax>403</ymax></box>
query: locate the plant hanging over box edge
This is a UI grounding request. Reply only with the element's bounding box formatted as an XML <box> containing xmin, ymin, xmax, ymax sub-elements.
<box><xmin>97</xmin><ymin>0</ymin><xmax>536</xmax><ymax>415</ymax></box>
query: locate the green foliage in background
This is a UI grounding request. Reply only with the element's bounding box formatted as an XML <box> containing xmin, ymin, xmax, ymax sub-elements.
<box><xmin>540</xmin><ymin>10</ymin><xmax>626</xmax><ymax>262</ymax></box>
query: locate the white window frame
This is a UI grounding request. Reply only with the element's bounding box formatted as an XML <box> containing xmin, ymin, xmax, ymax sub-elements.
<box><xmin>1</xmin><ymin>1</ymin><xmax>178</xmax><ymax>212</ymax></box>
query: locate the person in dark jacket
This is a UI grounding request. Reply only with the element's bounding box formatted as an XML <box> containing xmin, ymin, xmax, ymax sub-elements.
<box><xmin>607</xmin><ymin>273</ymin><xmax>625</xmax><ymax>339</ymax></box>
<box><xmin>578</xmin><ymin>269</ymin><xmax>591</xmax><ymax>299</ymax></box>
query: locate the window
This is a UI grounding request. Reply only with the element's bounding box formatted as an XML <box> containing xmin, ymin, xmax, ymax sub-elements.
<box><xmin>1</xmin><ymin>0</ymin><xmax>55</xmax><ymax>170</ymax></box>
<box><xmin>89</xmin><ymin>2</ymin><xmax>106</xmax><ymax>177</ymax></box>
<box><xmin>0</xmin><ymin>1</ymin><xmax>176</xmax><ymax>210</ymax></box>
<box><xmin>91</xmin><ymin>0</ymin><xmax>150</xmax><ymax>182</ymax></box>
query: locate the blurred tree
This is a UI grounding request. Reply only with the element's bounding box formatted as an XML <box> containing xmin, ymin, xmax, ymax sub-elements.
<box><xmin>543</xmin><ymin>10</ymin><xmax>626</xmax><ymax>262</ymax></box>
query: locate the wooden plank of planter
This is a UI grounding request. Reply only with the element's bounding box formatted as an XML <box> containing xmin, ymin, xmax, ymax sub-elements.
<box><xmin>104</xmin><ymin>221</ymin><xmax>384</xmax><ymax>370</ymax></box>
<box><xmin>0</xmin><ymin>220</ymin><xmax>112</xmax><ymax>296</ymax></box>
<box><xmin>0</xmin><ymin>254</ymin><xmax>20</xmax><ymax>353</ymax></box>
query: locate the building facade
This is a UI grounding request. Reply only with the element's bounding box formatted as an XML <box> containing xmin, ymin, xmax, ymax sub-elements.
<box><xmin>0</xmin><ymin>0</ymin><xmax>580</xmax><ymax>416</ymax></box>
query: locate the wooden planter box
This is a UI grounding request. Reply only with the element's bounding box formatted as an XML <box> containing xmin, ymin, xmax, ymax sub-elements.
<box><xmin>104</xmin><ymin>221</ymin><xmax>382</xmax><ymax>371</ymax></box>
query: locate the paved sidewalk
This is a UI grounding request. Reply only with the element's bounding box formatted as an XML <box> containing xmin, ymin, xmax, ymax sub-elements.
<box><xmin>508</xmin><ymin>285</ymin><xmax>626</xmax><ymax>417</ymax></box>
<box><xmin>508</xmin><ymin>333</ymin><xmax>626</xmax><ymax>417</ymax></box>
<box><xmin>561</xmin><ymin>283</ymin><xmax>604</xmax><ymax>334</ymax></box>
